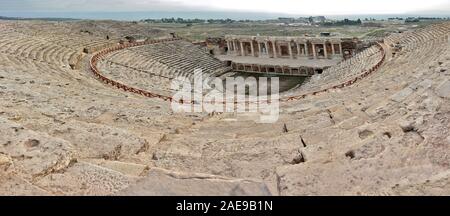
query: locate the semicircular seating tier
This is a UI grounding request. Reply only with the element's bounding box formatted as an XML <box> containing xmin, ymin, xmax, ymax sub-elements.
<box><xmin>96</xmin><ymin>40</ymin><xmax>231</xmax><ymax>95</ymax></box>
<box><xmin>284</xmin><ymin>22</ymin><xmax>450</xmax><ymax>98</ymax></box>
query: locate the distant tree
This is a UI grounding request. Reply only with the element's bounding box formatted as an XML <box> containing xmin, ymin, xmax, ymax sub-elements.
<box><xmin>322</xmin><ymin>18</ymin><xmax>363</xmax><ymax>26</ymax></box>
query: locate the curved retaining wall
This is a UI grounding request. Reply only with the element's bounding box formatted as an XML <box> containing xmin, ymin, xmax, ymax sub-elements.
<box><xmin>89</xmin><ymin>38</ymin><xmax>181</xmax><ymax>102</ymax></box>
<box><xmin>90</xmin><ymin>39</ymin><xmax>386</xmax><ymax>104</ymax></box>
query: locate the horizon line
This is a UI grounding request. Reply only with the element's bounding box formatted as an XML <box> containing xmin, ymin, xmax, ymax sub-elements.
<box><xmin>1</xmin><ymin>10</ymin><xmax>449</xmax><ymax>22</ymax></box>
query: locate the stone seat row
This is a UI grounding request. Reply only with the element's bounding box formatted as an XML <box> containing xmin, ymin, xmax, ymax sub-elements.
<box><xmin>128</xmin><ymin>40</ymin><xmax>227</xmax><ymax>75</ymax></box>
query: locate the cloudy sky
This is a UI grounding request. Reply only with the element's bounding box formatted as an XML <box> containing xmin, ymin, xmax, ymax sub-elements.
<box><xmin>1</xmin><ymin>0</ymin><xmax>449</xmax><ymax>15</ymax></box>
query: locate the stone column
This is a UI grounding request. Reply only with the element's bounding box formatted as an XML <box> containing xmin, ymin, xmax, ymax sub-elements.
<box><xmin>312</xmin><ymin>43</ymin><xmax>316</xmax><ymax>59</ymax></box>
<box><xmin>250</xmin><ymin>41</ymin><xmax>255</xmax><ymax>57</ymax></box>
<box><xmin>257</xmin><ymin>42</ymin><xmax>262</xmax><ymax>58</ymax></box>
<box><xmin>324</xmin><ymin>43</ymin><xmax>328</xmax><ymax>58</ymax></box>
<box><xmin>339</xmin><ymin>43</ymin><xmax>343</xmax><ymax>56</ymax></box>
<box><xmin>304</xmin><ymin>43</ymin><xmax>309</xmax><ymax>56</ymax></box>
<box><xmin>272</xmin><ymin>41</ymin><xmax>277</xmax><ymax>58</ymax></box>
<box><xmin>240</xmin><ymin>41</ymin><xmax>245</xmax><ymax>56</ymax></box>
<box><xmin>264</xmin><ymin>42</ymin><xmax>269</xmax><ymax>56</ymax></box>
<box><xmin>296</xmin><ymin>43</ymin><xmax>301</xmax><ymax>57</ymax></box>
<box><xmin>288</xmin><ymin>42</ymin><xmax>293</xmax><ymax>59</ymax></box>
<box><xmin>227</xmin><ymin>41</ymin><xmax>231</xmax><ymax>54</ymax></box>
<box><xmin>331</xmin><ymin>43</ymin><xmax>336</xmax><ymax>56</ymax></box>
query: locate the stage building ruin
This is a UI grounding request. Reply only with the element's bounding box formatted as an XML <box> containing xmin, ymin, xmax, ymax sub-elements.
<box><xmin>216</xmin><ymin>35</ymin><xmax>358</xmax><ymax>76</ymax></box>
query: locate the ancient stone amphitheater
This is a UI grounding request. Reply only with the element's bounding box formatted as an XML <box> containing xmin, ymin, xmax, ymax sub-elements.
<box><xmin>0</xmin><ymin>20</ymin><xmax>449</xmax><ymax>196</ymax></box>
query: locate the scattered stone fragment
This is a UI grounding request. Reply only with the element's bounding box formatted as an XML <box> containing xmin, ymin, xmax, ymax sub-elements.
<box><xmin>359</xmin><ymin>129</ymin><xmax>374</xmax><ymax>140</ymax></box>
<box><xmin>0</xmin><ymin>154</ymin><xmax>12</xmax><ymax>171</ymax></box>
<box><xmin>291</xmin><ymin>151</ymin><xmax>306</xmax><ymax>164</ymax></box>
<box><xmin>24</xmin><ymin>139</ymin><xmax>40</xmax><ymax>148</ymax></box>
<box><xmin>399</xmin><ymin>121</ymin><xmax>415</xmax><ymax>133</ymax></box>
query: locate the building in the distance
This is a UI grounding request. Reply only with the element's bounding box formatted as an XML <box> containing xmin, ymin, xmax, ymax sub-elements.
<box><xmin>225</xmin><ymin>35</ymin><xmax>347</xmax><ymax>59</ymax></box>
<box><xmin>217</xmin><ymin>35</ymin><xmax>358</xmax><ymax>76</ymax></box>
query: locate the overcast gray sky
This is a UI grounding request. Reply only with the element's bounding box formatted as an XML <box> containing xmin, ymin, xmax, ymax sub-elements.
<box><xmin>1</xmin><ymin>0</ymin><xmax>449</xmax><ymax>15</ymax></box>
